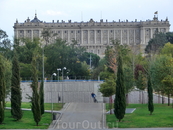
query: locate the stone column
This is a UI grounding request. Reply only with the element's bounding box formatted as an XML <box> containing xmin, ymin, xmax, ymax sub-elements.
<box><xmin>81</xmin><ymin>30</ymin><xmax>83</xmax><ymax>44</ymax></box>
<box><xmin>61</xmin><ymin>30</ymin><xmax>63</xmax><ymax>39</ymax></box>
<box><xmin>23</xmin><ymin>30</ymin><xmax>26</xmax><ymax>38</ymax></box>
<box><xmin>101</xmin><ymin>30</ymin><xmax>102</xmax><ymax>44</ymax></box>
<box><xmin>88</xmin><ymin>30</ymin><xmax>90</xmax><ymax>44</ymax></box>
<box><xmin>140</xmin><ymin>27</ymin><xmax>144</xmax><ymax>44</ymax></box>
<box><xmin>94</xmin><ymin>30</ymin><xmax>96</xmax><ymax>44</ymax></box>
<box><xmin>114</xmin><ymin>30</ymin><xmax>115</xmax><ymax>40</ymax></box>
<box><xmin>75</xmin><ymin>30</ymin><xmax>76</xmax><ymax>40</ymax></box>
<box><xmin>107</xmin><ymin>30</ymin><xmax>109</xmax><ymax>44</ymax></box>
<box><xmin>68</xmin><ymin>30</ymin><xmax>70</xmax><ymax>42</ymax></box>
<box><xmin>127</xmin><ymin>29</ymin><xmax>129</xmax><ymax>45</ymax></box>
<box><xmin>31</xmin><ymin>30</ymin><xmax>33</xmax><ymax>40</ymax></box>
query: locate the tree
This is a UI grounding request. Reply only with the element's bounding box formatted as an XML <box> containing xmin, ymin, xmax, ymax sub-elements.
<box><xmin>134</xmin><ymin>64</ymin><xmax>147</xmax><ymax>104</ymax></box>
<box><xmin>150</xmin><ymin>55</ymin><xmax>173</xmax><ymax>104</ymax></box>
<box><xmin>161</xmin><ymin>42</ymin><xmax>173</xmax><ymax>57</ymax></box>
<box><xmin>0</xmin><ymin>29</ymin><xmax>12</xmax><ymax>59</ymax></box>
<box><xmin>44</xmin><ymin>39</ymin><xmax>89</xmax><ymax>79</ymax></box>
<box><xmin>123</xmin><ymin>65</ymin><xmax>134</xmax><ymax>105</ymax></box>
<box><xmin>39</xmin><ymin>80</ymin><xmax>44</xmax><ymax>115</ymax></box>
<box><xmin>114</xmin><ymin>53</ymin><xmax>126</xmax><ymax>122</ymax></box>
<box><xmin>30</xmin><ymin>53</ymin><xmax>41</xmax><ymax>126</ymax></box>
<box><xmin>0</xmin><ymin>55</ymin><xmax>6</xmax><ymax>124</ymax></box>
<box><xmin>79</xmin><ymin>52</ymin><xmax>100</xmax><ymax>68</ymax></box>
<box><xmin>148</xmin><ymin>75</ymin><xmax>154</xmax><ymax>115</ymax></box>
<box><xmin>100</xmin><ymin>75</ymin><xmax>116</xmax><ymax>114</ymax></box>
<box><xmin>165</xmin><ymin>32</ymin><xmax>173</xmax><ymax>44</ymax></box>
<box><xmin>11</xmin><ymin>51</ymin><xmax>23</xmax><ymax>120</ymax></box>
<box><xmin>145</xmin><ymin>32</ymin><xmax>167</xmax><ymax>54</ymax></box>
<box><xmin>41</xmin><ymin>28</ymin><xmax>57</xmax><ymax>46</ymax></box>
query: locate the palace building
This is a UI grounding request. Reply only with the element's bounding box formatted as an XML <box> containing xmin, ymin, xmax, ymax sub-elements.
<box><xmin>13</xmin><ymin>14</ymin><xmax>170</xmax><ymax>56</ymax></box>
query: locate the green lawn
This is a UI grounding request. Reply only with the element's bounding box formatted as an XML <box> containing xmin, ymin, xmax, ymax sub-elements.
<box><xmin>0</xmin><ymin>102</ymin><xmax>63</xmax><ymax>129</ymax></box>
<box><xmin>106</xmin><ymin>104</ymin><xmax>173</xmax><ymax>128</ymax></box>
<box><xmin>5</xmin><ymin>101</ymin><xmax>63</xmax><ymax>111</ymax></box>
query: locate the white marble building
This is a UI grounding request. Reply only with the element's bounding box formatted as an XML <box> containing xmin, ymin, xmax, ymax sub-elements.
<box><xmin>13</xmin><ymin>14</ymin><xmax>170</xmax><ymax>56</ymax></box>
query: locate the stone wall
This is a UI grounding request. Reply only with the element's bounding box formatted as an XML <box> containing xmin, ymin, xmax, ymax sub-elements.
<box><xmin>6</xmin><ymin>81</ymin><xmax>173</xmax><ymax>104</ymax></box>
<box><xmin>6</xmin><ymin>81</ymin><xmax>103</xmax><ymax>103</ymax></box>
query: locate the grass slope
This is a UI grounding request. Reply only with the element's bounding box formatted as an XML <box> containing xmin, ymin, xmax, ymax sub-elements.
<box><xmin>0</xmin><ymin>102</ymin><xmax>62</xmax><ymax>129</ymax></box>
<box><xmin>106</xmin><ymin>104</ymin><xmax>173</xmax><ymax>128</ymax></box>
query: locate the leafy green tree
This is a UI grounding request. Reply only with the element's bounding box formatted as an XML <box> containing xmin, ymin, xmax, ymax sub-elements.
<box><xmin>30</xmin><ymin>53</ymin><xmax>41</xmax><ymax>126</ymax></box>
<box><xmin>123</xmin><ymin>65</ymin><xmax>134</xmax><ymax>105</ymax></box>
<box><xmin>161</xmin><ymin>42</ymin><xmax>173</xmax><ymax>57</ymax></box>
<box><xmin>19</xmin><ymin>63</ymin><xmax>32</xmax><ymax>79</ymax></box>
<box><xmin>44</xmin><ymin>39</ymin><xmax>89</xmax><ymax>79</ymax></box>
<box><xmin>3</xmin><ymin>57</ymin><xmax>12</xmax><ymax>97</ymax></box>
<box><xmin>79</xmin><ymin>52</ymin><xmax>100</xmax><ymax>68</ymax></box>
<box><xmin>100</xmin><ymin>75</ymin><xmax>116</xmax><ymax>114</ymax></box>
<box><xmin>166</xmin><ymin>32</ymin><xmax>173</xmax><ymax>44</ymax></box>
<box><xmin>150</xmin><ymin>55</ymin><xmax>173</xmax><ymax>104</ymax></box>
<box><xmin>161</xmin><ymin>75</ymin><xmax>173</xmax><ymax>106</ymax></box>
<box><xmin>0</xmin><ymin>29</ymin><xmax>12</xmax><ymax>59</ymax></box>
<box><xmin>134</xmin><ymin>64</ymin><xmax>147</xmax><ymax>104</ymax></box>
<box><xmin>15</xmin><ymin>38</ymin><xmax>42</xmax><ymax>78</ymax></box>
<box><xmin>145</xmin><ymin>32</ymin><xmax>167</xmax><ymax>54</ymax></box>
<box><xmin>41</xmin><ymin>28</ymin><xmax>57</xmax><ymax>46</ymax></box>
<box><xmin>114</xmin><ymin>53</ymin><xmax>126</xmax><ymax>122</ymax></box>
<box><xmin>11</xmin><ymin>51</ymin><xmax>23</xmax><ymax>120</ymax></box>
<box><xmin>92</xmin><ymin>58</ymin><xmax>107</xmax><ymax>80</ymax></box>
<box><xmin>0</xmin><ymin>55</ymin><xmax>6</xmax><ymax>124</ymax></box>
<box><xmin>148</xmin><ymin>75</ymin><xmax>154</xmax><ymax>115</ymax></box>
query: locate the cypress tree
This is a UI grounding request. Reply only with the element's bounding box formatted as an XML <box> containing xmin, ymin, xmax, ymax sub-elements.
<box><xmin>114</xmin><ymin>53</ymin><xmax>126</xmax><ymax>122</ymax></box>
<box><xmin>11</xmin><ymin>51</ymin><xmax>23</xmax><ymax>120</ymax></box>
<box><xmin>31</xmin><ymin>55</ymin><xmax>41</xmax><ymax>126</ymax></box>
<box><xmin>40</xmin><ymin>79</ymin><xmax>44</xmax><ymax>115</ymax></box>
<box><xmin>148</xmin><ymin>75</ymin><xmax>154</xmax><ymax>115</ymax></box>
<box><xmin>0</xmin><ymin>55</ymin><xmax>6</xmax><ymax>124</ymax></box>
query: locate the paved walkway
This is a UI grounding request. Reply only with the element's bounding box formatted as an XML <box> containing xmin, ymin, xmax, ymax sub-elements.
<box><xmin>54</xmin><ymin>102</ymin><xmax>104</xmax><ymax>129</ymax></box>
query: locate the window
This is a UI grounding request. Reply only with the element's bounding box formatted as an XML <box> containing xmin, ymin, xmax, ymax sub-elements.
<box><xmin>71</xmin><ymin>31</ymin><xmax>73</xmax><ymax>33</ymax></box>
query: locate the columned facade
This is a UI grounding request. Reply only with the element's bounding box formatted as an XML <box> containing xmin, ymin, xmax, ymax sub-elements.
<box><xmin>13</xmin><ymin>14</ymin><xmax>170</xmax><ymax>56</ymax></box>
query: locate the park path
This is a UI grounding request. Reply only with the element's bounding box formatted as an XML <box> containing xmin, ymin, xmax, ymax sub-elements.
<box><xmin>55</xmin><ymin>102</ymin><xmax>105</xmax><ymax>129</ymax></box>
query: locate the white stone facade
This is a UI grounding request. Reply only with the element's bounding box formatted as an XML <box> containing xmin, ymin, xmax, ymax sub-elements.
<box><xmin>13</xmin><ymin>14</ymin><xmax>170</xmax><ymax>56</ymax></box>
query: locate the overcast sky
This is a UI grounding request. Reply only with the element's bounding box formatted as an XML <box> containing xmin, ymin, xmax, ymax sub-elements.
<box><xmin>0</xmin><ymin>0</ymin><xmax>172</xmax><ymax>41</ymax></box>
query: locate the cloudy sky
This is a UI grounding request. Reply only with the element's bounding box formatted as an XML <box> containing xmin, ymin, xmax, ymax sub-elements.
<box><xmin>0</xmin><ymin>0</ymin><xmax>172</xmax><ymax>41</ymax></box>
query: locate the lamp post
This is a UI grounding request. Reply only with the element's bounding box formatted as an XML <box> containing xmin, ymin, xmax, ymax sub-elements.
<box><xmin>57</xmin><ymin>68</ymin><xmax>61</xmax><ymax>82</ymax></box>
<box><xmin>51</xmin><ymin>73</ymin><xmax>56</xmax><ymax>120</ymax></box>
<box><xmin>62</xmin><ymin>67</ymin><xmax>66</xmax><ymax>107</ymax></box>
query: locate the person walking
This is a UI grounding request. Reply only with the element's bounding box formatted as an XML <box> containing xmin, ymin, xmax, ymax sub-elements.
<box><xmin>91</xmin><ymin>92</ymin><xmax>98</xmax><ymax>103</ymax></box>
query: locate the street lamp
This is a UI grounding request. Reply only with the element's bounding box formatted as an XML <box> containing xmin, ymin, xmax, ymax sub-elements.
<box><xmin>51</xmin><ymin>73</ymin><xmax>56</xmax><ymax>120</ymax></box>
<box><xmin>62</xmin><ymin>67</ymin><xmax>66</xmax><ymax>107</ymax></box>
<box><xmin>57</xmin><ymin>68</ymin><xmax>61</xmax><ymax>82</ymax></box>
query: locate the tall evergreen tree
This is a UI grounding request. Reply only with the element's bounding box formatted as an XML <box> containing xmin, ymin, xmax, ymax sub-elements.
<box><xmin>11</xmin><ymin>51</ymin><xmax>23</xmax><ymax>120</ymax></box>
<box><xmin>114</xmin><ymin>53</ymin><xmax>126</xmax><ymax>122</ymax></box>
<box><xmin>39</xmin><ymin>79</ymin><xmax>44</xmax><ymax>115</ymax></box>
<box><xmin>0</xmin><ymin>55</ymin><xmax>6</xmax><ymax>124</ymax></box>
<box><xmin>148</xmin><ymin>75</ymin><xmax>154</xmax><ymax>115</ymax></box>
<box><xmin>31</xmin><ymin>54</ymin><xmax>41</xmax><ymax>126</ymax></box>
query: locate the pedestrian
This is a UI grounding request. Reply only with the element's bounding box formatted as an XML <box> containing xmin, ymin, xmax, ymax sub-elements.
<box><xmin>91</xmin><ymin>92</ymin><xmax>98</xmax><ymax>103</ymax></box>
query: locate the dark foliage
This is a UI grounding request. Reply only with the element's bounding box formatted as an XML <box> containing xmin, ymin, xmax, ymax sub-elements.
<box><xmin>148</xmin><ymin>75</ymin><xmax>154</xmax><ymax>115</ymax></box>
<box><xmin>40</xmin><ymin>80</ymin><xmax>44</xmax><ymax>115</ymax></box>
<box><xmin>11</xmin><ymin>51</ymin><xmax>23</xmax><ymax>120</ymax></box>
<box><xmin>0</xmin><ymin>55</ymin><xmax>6</xmax><ymax>124</ymax></box>
<box><xmin>114</xmin><ymin>53</ymin><xmax>126</xmax><ymax>122</ymax></box>
<box><xmin>31</xmin><ymin>55</ymin><xmax>41</xmax><ymax>126</ymax></box>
